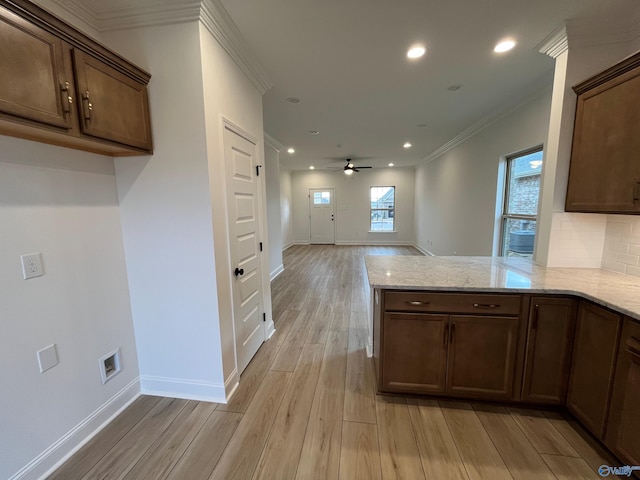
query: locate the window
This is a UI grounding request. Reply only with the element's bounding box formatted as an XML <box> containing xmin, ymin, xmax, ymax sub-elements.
<box><xmin>500</xmin><ymin>148</ymin><xmax>543</xmax><ymax>257</ymax></box>
<box><xmin>313</xmin><ymin>191</ymin><xmax>331</xmax><ymax>204</ymax></box>
<box><xmin>370</xmin><ymin>186</ymin><xmax>395</xmax><ymax>231</ymax></box>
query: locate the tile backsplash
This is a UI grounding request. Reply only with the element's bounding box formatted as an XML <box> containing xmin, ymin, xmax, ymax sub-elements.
<box><xmin>602</xmin><ymin>215</ymin><xmax>640</xmax><ymax>277</ymax></box>
<box><xmin>546</xmin><ymin>213</ymin><xmax>607</xmax><ymax>268</ymax></box>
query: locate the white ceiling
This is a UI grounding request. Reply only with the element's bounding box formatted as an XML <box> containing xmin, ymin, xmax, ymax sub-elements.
<box><xmin>219</xmin><ymin>0</ymin><xmax>639</xmax><ymax>171</ymax></box>
<box><xmin>49</xmin><ymin>0</ymin><xmax>639</xmax><ymax>172</ymax></box>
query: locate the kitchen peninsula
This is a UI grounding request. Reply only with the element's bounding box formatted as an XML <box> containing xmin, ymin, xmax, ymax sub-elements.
<box><xmin>365</xmin><ymin>255</ymin><xmax>640</xmax><ymax>470</ymax></box>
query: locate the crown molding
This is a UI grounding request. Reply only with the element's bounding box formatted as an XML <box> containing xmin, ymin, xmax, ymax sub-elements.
<box><xmin>420</xmin><ymin>82</ymin><xmax>553</xmax><ymax>166</ymax></box>
<box><xmin>48</xmin><ymin>0</ymin><xmax>273</xmax><ymax>95</ymax></box>
<box><xmin>45</xmin><ymin>0</ymin><xmax>98</xmax><ymax>29</ymax></box>
<box><xmin>99</xmin><ymin>2</ymin><xmax>202</xmax><ymax>31</ymax></box>
<box><xmin>537</xmin><ymin>23</ymin><xmax>568</xmax><ymax>58</ymax></box>
<box><xmin>264</xmin><ymin>132</ymin><xmax>283</xmax><ymax>152</ymax></box>
<box><xmin>200</xmin><ymin>0</ymin><xmax>273</xmax><ymax>94</ymax></box>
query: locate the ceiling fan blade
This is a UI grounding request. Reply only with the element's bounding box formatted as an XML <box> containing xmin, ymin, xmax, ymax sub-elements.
<box><xmin>353</xmin><ymin>168</ymin><xmax>360</xmax><ymax>172</ymax></box>
<box><xmin>358</xmin><ymin>166</ymin><xmax>373</xmax><ymax>169</ymax></box>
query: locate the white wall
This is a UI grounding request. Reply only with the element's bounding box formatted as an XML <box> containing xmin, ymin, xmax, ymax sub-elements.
<box><xmin>103</xmin><ymin>19</ymin><xmax>270</xmax><ymax>399</ymax></box>
<box><xmin>0</xmin><ymin>137</ymin><xmax>139</xmax><ymax>480</ymax></box>
<box><xmin>280</xmin><ymin>169</ymin><xmax>294</xmax><ymax>249</ymax></box>
<box><xmin>264</xmin><ymin>142</ymin><xmax>284</xmax><ymax>279</ymax></box>
<box><xmin>291</xmin><ymin>167</ymin><xmax>415</xmax><ymax>245</ymax></box>
<box><xmin>198</xmin><ymin>21</ymin><xmax>273</xmax><ymax>378</ymax></box>
<box><xmin>414</xmin><ymin>89</ymin><xmax>552</xmax><ymax>256</ymax></box>
<box><xmin>104</xmin><ymin>22</ymin><xmax>228</xmax><ymax>401</ymax></box>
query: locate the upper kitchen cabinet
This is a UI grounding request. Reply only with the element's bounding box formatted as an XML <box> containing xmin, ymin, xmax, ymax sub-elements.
<box><xmin>0</xmin><ymin>0</ymin><xmax>152</xmax><ymax>156</ymax></box>
<box><xmin>73</xmin><ymin>50</ymin><xmax>152</xmax><ymax>151</ymax></box>
<box><xmin>566</xmin><ymin>51</ymin><xmax>640</xmax><ymax>213</ymax></box>
<box><xmin>0</xmin><ymin>7</ymin><xmax>72</xmax><ymax>129</ymax></box>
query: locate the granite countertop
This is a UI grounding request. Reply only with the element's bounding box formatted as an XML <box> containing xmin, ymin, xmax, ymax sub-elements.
<box><xmin>364</xmin><ymin>255</ymin><xmax>640</xmax><ymax>321</ymax></box>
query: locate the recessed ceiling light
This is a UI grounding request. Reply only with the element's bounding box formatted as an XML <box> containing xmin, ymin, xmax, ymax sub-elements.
<box><xmin>309</xmin><ymin>166</ymin><xmax>315</xmax><ymax>170</ymax></box>
<box><xmin>403</xmin><ymin>142</ymin><xmax>412</xmax><ymax>149</ymax></box>
<box><xmin>407</xmin><ymin>45</ymin><xmax>426</xmax><ymax>59</ymax></box>
<box><xmin>388</xmin><ymin>163</ymin><xmax>394</xmax><ymax>167</ymax></box>
<box><xmin>494</xmin><ymin>40</ymin><xmax>516</xmax><ymax>53</ymax></box>
<box><xmin>287</xmin><ymin>147</ymin><xmax>295</xmax><ymax>154</ymax></box>
<box><xmin>308</xmin><ymin>130</ymin><xmax>320</xmax><ymax>135</ymax></box>
<box><xmin>447</xmin><ymin>84</ymin><xmax>463</xmax><ymax>91</ymax></box>
<box><xmin>286</xmin><ymin>97</ymin><xmax>300</xmax><ymax>103</ymax></box>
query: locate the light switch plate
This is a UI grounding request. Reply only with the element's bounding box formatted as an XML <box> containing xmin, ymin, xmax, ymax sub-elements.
<box><xmin>37</xmin><ymin>344</ymin><xmax>58</xmax><ymax>373</ymax></box>
<box><xmin>21</xmin><ymin>253</ymin><xmax>44</xmax><ymax>279</ymax></box>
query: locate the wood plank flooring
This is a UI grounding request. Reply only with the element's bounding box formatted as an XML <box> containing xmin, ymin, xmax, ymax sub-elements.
<box><xmin>49</xmin><ymin>245</ymin><xmax>613</xmax><ymax>480</ymax></box>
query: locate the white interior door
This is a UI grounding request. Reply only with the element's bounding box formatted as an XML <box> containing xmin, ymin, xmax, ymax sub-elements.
<box><xmin>309</xmin><ymin>188</ymin><xmax>335</xmax><ymax>244</ymax></box>
<box><xmin>224</xmin><ymin>126</ymin><xmax>265</xmax><ymax>374</ymax></box>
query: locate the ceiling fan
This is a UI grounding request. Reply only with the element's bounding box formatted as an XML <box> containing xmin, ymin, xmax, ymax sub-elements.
<box><xmin>341</xmin><ymin>159</ymin><xmax>373</xmax><ymax>175</ymax></box>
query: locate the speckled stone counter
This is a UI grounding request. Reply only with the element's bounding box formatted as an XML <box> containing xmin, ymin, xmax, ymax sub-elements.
<box><xmin>364</xmin><ymin>255</ymin><xmax>640</xmax><ymax>321</ymax></box>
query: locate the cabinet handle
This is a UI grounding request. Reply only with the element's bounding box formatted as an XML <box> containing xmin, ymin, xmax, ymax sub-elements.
<box><xmin>60</xmin><ymin>82</ymin><xmax>72</xmax><ymax>115</ymax></box>
<box><xmin>406</xmin><ymin>301</ymin><xmax>429</xmax><ymax>306</ymax></box>
<box><xmin>532</xmin><ymin>304</ymin><xmax>539</xmax><ymax>330</ymax></box>
<box><xmin>443</xmin><ymin>323</ymin><xmax>449</xmax><ymax>345</ymax></box>
<box><xmin>626</xmin><ymin>336</ymin><xmax>640</xmax><ymax>365</ymax></box>
<box><xmin>634</xmin><ymin>182</ymin><xmax>640</xmax><ymax>206</ymax></box>
<box><xmin>473</xmin><ymin>303</ymin><xmax>500</xmax><ymax>309</ymax></box>
<box><xmin>450</xmin><ymin>322</ymin><xmax>456</xmax><ymax>344</ymax></box>
<box><xmin>81</xmin><ymin>91</ymin><xmax>93</xmax><ymax>121</ymax></box>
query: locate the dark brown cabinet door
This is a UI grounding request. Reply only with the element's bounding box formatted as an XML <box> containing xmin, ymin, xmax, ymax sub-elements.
<box><xmin>522</xmin><ymin>297</ymin><xmax>577</xmax><ymax>404</ymax></box>
<box><xmin>446</xmin><ymin>315</ymin><xmax>519</xmax><ymax>399</ymax></box>
<box><xmin>566</xmin><ymin>52</ymin><xmax>640</xmax><ymax>213</ymax></box>
<box><xmin>72</xmin><ymin>50</ymin><xmax>152</xmax><ymax>151</ymax></box>
<box><xmin>381</xmin><ymin>313</ymin><xmax>448</xmax><ymax>394</ymax></box>
<box><xmin>0</xmin><ymin>7</ymin><xmax>72</xmax><ymax>129</ymax></box>
<box><xmin>567</xmin><ymin>302</ymin><xmax>621</xmax><ymax>439</ymax></box>
<box><xmin>605</xmin><ymin>319</ymin><xmax>640</xmax><ymax>466</ymax></box>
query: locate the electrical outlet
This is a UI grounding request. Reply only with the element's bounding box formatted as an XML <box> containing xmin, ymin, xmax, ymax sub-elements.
<box><xmin>21</xmin><ymin>253</ymin><xmax>44</xmax><ymax>279</ymax></box>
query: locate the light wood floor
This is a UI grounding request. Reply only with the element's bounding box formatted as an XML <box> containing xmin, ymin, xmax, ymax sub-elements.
<box><xmin>49</xmin><ymin>245</ymin><xmax>615</xmax><ymax>480</ymax></box>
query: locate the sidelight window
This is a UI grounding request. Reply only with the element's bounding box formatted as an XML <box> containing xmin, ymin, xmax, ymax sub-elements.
<box><xmin>371</xmin><ymin>186</ymin><xmax>395</xmax><ymax>232</ymax></box>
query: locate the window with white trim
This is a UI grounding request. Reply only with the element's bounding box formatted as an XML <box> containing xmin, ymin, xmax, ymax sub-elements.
<box><xmin>500</xmin><ymin>148</ymin><xmax>543</xmax><ymax>257</ymax></box>
<box><xmin>370</xmin><ymin>186</ymin><xmax>395</xmax><ymax>231</ymax></box>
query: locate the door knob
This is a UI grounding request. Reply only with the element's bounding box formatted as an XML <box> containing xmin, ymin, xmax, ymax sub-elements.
<box><xmin>234</xmin><ymin>267</ymin><xmax>244</xmax><ymax>277</ymax></box>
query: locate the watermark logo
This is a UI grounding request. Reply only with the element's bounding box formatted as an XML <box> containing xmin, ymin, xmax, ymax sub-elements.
<box><xmin>599</xmin><ymin>465</ymin><xmax>640</xmax><ymax>477</ymax></box>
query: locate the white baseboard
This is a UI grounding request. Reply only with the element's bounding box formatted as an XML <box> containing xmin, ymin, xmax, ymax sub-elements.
<box><xmin>266</xmin><ymin>320</ymin><xmax>276</xmax><ymax>340</ymax></box>
<box><xmin>270</xmin><ymin>264</ymin><xmax>284</xmax><ymax>281</ymax></box>
<box><xmin>223</xmin><ymin>369</ymin><xmax>239</xmax><ymax>403</ymax></box>
<box><xmin>335</xmin><ymin>240</ymin><xmax>415</xmax><ymax>246</ymax></box>
<box><xmin>11</xmin><ymin>377</ymin><xmax>141</xmax><ymax>480</ymax></box>
<box><xmin>413</xmin><ymin>243</ymin><xmax>436</xmax><ymax>256</ymax></box>
<box><xmin>282</xmin><ymin>241</ymin><xmax>295</xmax><ymax>251</ymax></box>
<box><xmin>140</xmin><ymin>375</ymin><xmax>227</xmax><ymax>404</ymax></box>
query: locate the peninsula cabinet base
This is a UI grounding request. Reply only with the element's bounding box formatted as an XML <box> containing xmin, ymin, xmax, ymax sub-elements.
<box><xmin>373</xmin><ymin>288</ymin><xmax>639</xmax><ymax>478</ymax></box>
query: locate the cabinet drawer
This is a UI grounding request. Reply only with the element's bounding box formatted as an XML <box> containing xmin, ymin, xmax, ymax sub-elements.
<box><xmin>384</xmin><ymin>291</ymin><xmax>521</xmax><ymax>315</ymax></box>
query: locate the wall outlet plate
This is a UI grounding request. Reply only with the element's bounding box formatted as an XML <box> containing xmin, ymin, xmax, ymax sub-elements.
<box><xmin>21</xmin><ymin>253</ymin><xmax>44</xmax><ymax>279</ymax></box>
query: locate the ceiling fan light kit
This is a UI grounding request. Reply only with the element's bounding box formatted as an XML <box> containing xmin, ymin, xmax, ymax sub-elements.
<box><xmin>343</xmin><ymin>158</ymin><xmax>372</xmax><ymax>174</ymax></box>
